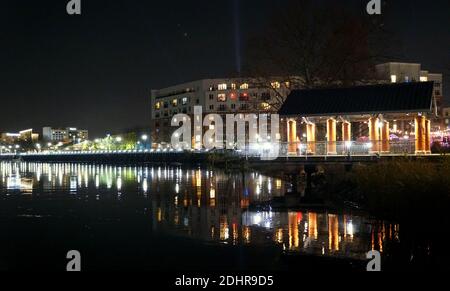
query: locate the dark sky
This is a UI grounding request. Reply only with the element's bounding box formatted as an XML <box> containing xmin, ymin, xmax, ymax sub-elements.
<box><xmin>0</xmin><ymin>0</ymin><xmax>449</xmax><ymax>138</ymax></box>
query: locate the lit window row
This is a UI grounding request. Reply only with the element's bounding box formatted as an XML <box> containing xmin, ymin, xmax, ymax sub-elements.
<box><xmin>155</xmin><ymin>97</ymin><xmax>189</xmax><ymax>110</ymax></box>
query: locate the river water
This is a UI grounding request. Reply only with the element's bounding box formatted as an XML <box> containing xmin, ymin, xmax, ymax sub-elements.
<box><xmin>0</xmin><ymin>162</ymin><xmax>436</xmax><ymax>271</ymax></box>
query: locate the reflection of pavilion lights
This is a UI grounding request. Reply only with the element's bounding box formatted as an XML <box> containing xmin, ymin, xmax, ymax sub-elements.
<box><xmin>347</xmin><ymin>221</ymin><xmax>354</xmax><ymax>237</ymax></box>
<box><xmin>142</xmin><ymin>179</ymin><xmax>149</xmax><ymax>195</ymax></box>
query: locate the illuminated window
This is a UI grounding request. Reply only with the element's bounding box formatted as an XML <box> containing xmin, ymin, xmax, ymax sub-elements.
<box><xmin>239</xmin><ymin>93</ymin><xmax>249</xmax><ymax>101</ymax></box>
<box><xmin>155</xmin><ymin>102</ymin><xmax>161</xmax><ymax>110</ymax></box>
<box><xmin>230</xmin><ymin>93</ymin><xmax>237</xmax><ymax>100</ymax></box>
<box><xmin>261</xmin><ymin>103</ymin><xmax>271</xmax><ymax>110</ymax></box>
<box><xmin>231</xmin><ymin>83</ymin><xmax>236</xmax><ymax>90</ymax></box>
<box><xmin>217</xmin><ymin>93</ymin><xmax>226</xmax><ymax>102</ymax></box>
<box><xmin>271</xmin><ymin>82</ymin><xmax>281</xmax><ymax>89</ymax></box>
<box><xmin>240</xmin><ymin>83</ymin><xmax>249</xmax><ymax>90</ymax></box>
<box><xmin>172</xmin><ymin>99</ymin><xmax>178</xmax><ymax>107</ymax></box>
<box><xmin>390</xmin><ymin>75</ymin><xmax>397</xmax><ymax>83</ymax></box>
<box><xmin>285</xmin><ymin>81</ymin><xmax>290</xmax><ymax>88</ymax></box>
<box><xmin>420</xmin><ymin>76</ymin><xmax>428</xmax><ymax>82</ymax></box>
<box><xmin>218</xmin><ymin>83</ymin><xmax>227</xmax><ymax>90</ymax></box>
<box><xmin>182</xmin><ymin>97</ymin><xmax>188</xmax><ymax>105</ymax></box>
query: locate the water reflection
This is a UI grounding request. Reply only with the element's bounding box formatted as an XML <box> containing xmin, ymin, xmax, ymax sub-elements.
<box><xmin>0</xmin><ymin>162</ymin><xmax>398</xmax><ymax>260</ymax></box>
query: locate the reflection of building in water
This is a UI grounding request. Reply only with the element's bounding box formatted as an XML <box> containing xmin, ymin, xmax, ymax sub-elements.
<box><xmin>243</xmin><ymin>210</ymin><xmax>400</xmax><ymax>259</ymax></box>
<box><xmin>150</xmin><ymin>170</ymin><xmax>283</xmax><ymax>245</ymax></box>
<box><xmin>0</xmin><ymin>162</ymin><xmax>400</xmax><ymax>260</ymax></box>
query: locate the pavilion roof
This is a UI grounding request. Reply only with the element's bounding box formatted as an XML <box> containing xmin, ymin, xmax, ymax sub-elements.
<box><xmin>279</xmin><ymin>82</ymin><xmax>434</xmax><ymax>117</ymax></box>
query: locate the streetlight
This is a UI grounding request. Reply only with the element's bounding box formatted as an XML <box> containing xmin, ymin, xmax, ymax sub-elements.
<box><xmin>141</xmin><ymin>134</ymin><xmax>148</xmax><ymax>141</ymax></box>
<box><xmin>116</xmin><ymin>137</ymin><xmax>122</xmax><ymax>142</ymax></box>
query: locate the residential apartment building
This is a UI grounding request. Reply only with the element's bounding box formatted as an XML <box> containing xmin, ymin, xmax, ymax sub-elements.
<box><xmin>150</xmin><ymin>78</ymin><xmax>291</xmax><ymax>144</ymax></box>
<box><xmin>376</xmin><ymin>62</ymin><xmax>444</xmax><ymax>129</ymax></box>
<box><xmin>43</xmin><ymin>127</ymin><xmax>89</xmax><ymax>143</ymax></box>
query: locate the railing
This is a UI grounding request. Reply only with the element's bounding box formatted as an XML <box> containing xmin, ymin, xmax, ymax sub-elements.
<box><xmin>237</xmin><ymin>140</ymin><xmax>418</xmax><ymax>159</ymax></box>
<box><xmin>0</xmin><ymin>140</ymin><xmax>422</xmax><ymax>159</ymax></box>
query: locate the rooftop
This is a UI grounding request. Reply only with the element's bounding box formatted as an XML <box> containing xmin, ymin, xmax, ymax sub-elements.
<box><xmin>279</xmin><ymin>82</ymin><xmax>434</xmax><ymax>117</ymax></box>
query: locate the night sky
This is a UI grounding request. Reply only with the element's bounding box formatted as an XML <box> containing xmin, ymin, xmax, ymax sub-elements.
<box><xmin>0</xmin><ymin>0</ymin><xmax>449</xmax><ymax>137</ymax></box>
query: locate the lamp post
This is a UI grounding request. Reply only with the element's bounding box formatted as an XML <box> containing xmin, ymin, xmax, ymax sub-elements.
<box><xmin>141</xmin><ymin>134</ymin><xmax>149</xmax><ymax>150</ymax></box>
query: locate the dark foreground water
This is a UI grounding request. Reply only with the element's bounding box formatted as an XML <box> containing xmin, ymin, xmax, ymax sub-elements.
<box><xmin>0</xmin><ymin>162</ymin><xmax>442</xmax><ymax>272</ymax></box>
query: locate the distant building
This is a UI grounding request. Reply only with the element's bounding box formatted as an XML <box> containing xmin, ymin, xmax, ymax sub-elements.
<box><xmin>0</xmin><ymin>129</ymin><xmax>39</xmax><ymax>144</ymax></box>
<box><xmin>43</xmin><ymin>127</ymin><xmax>88</xmax><ymax>143</ymax></box>
<box><xmin>150</xmin><ymin>78</ymin><xmax>291</xmax><ymax>144</ymax></box>
<box><xmin>376</xmin><ymin>62</ymin><xmax>444</xmax><ymax>130</ymax></box>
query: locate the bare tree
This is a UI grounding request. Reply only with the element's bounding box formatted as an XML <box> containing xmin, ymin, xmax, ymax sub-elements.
<box><xmin>243</xmin><ymin>0</ymin><xmax>392</xmax><ymax>110</ymax></box>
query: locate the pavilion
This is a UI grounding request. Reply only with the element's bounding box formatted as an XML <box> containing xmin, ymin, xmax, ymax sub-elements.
<box><xmin>278</xmin><ymin>82</ymin><xmax>435</xmax><ymax>156</ymax></box>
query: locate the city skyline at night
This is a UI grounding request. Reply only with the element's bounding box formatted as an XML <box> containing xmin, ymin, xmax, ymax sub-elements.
<box><xmin>0</xmin><ymin>0</ymin><xmax>449</xmax><ymax>136</ymax></box>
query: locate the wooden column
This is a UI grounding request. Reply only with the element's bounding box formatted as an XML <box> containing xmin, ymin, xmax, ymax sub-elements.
<box><xmin>342</xmin><ymin>121</ymin><xmax>351</xmax><ymax>142</ymax></box>
<box><xmin>415</xmin><ymin>116</ymin><xmax>426</xmax><ymax>154</ymax></box>
<box><xmin>425</xmin><ymin>119</ymin><xmax>431</xmax><ymax>154</ymax></box>
<box><xmin>306</xmin><ymin>123</ymin><xmax>316</xmax><ymax>154</ymax></box>
<box><xmin>368</xmin><ymin>117</ymin><xmax>380</xmax><ymax>153</ymax></box>
<box><xmin>327</xmin><ymin>118</ymin><xmax>337</xmax><ymax>155</ymax></box>
<box><xmin>287</xmin><ymin>119</ymin><xmax>298</xmax><ymax>154</ymax></box>
<box><xmin>381</xmin><ymin>121</ymin><xmax>390</xmax><ymax>153</ymax></box>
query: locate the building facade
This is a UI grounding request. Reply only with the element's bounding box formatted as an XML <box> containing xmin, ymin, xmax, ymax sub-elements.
<box><xmin>0</xmin><ymin>129</ymin><xmax>39</xmax><ymax>145</ymax></box>
<box><xmin>376</xmin><ymin>62</ymin><xmax>444</xmax><ymax>129</ymax></box>
<box><xmin>150</xmin><ymin>78</ymin><xmax>291</xmax><ymax>145</ymax></box>
<box><xmin>43</xmin><ymin>127</ymin><xmax>88</xmax><ymax>143</ymax></box>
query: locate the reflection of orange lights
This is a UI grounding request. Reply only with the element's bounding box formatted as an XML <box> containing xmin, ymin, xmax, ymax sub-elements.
<box><xmin>275</xmin><ymin>228</ymin><xmax>284</xmax><ymax>244</ymax></box>
<box><xmin>210</xmin><ymin>198</ymin><xmax>215</xmax><ymax>207</ymax></box>
<box><xmin>288</xmin><ymin>212</ymin><xmax>299</xmax><ymax>249</ymax></box>
<box><xmin>243</xmin><ymin>226</ymin><xmax>251</xmax><ymax>244</ymax></box>
<box><xmin>240</xmin><ymin>198</ymin><xmax>250</xmax><ymax>209</ymax></box>
<box><xmin>196</xmin><ymin>170</ymin><xmax>202</xmax><ymax>187</ymax></box>
<box><xmin>328</xmin><ymin>214</ymin><xmax>339</xmax><ymax>251</ymax></box>
<box><xmin>220</xmin><ymin>216</ymin><xmax>229</xmax><ymax>241</ymax></box>
<box><xmin>308</xmin><ymin>213</ymin><xmax>318</xmax><ymax>239</ymax></box>
<box><xmin>232</xmin><ymin>223</ymin><xmax>238</xmax><ymax>244</ymax></box>
<box><xmin>157</xmin><ymin>208</ymin><xmax>162</xmax><ymax>222</ymax></box>
<box><xmin>297</xmin><ymin>212</ymin><xmax>303</xmax><ymax>224</ymax></box>
<box><xmin>276</xmin><ymin>179</ymin><xmax>282</xmax><ymax>190</ymax></box>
